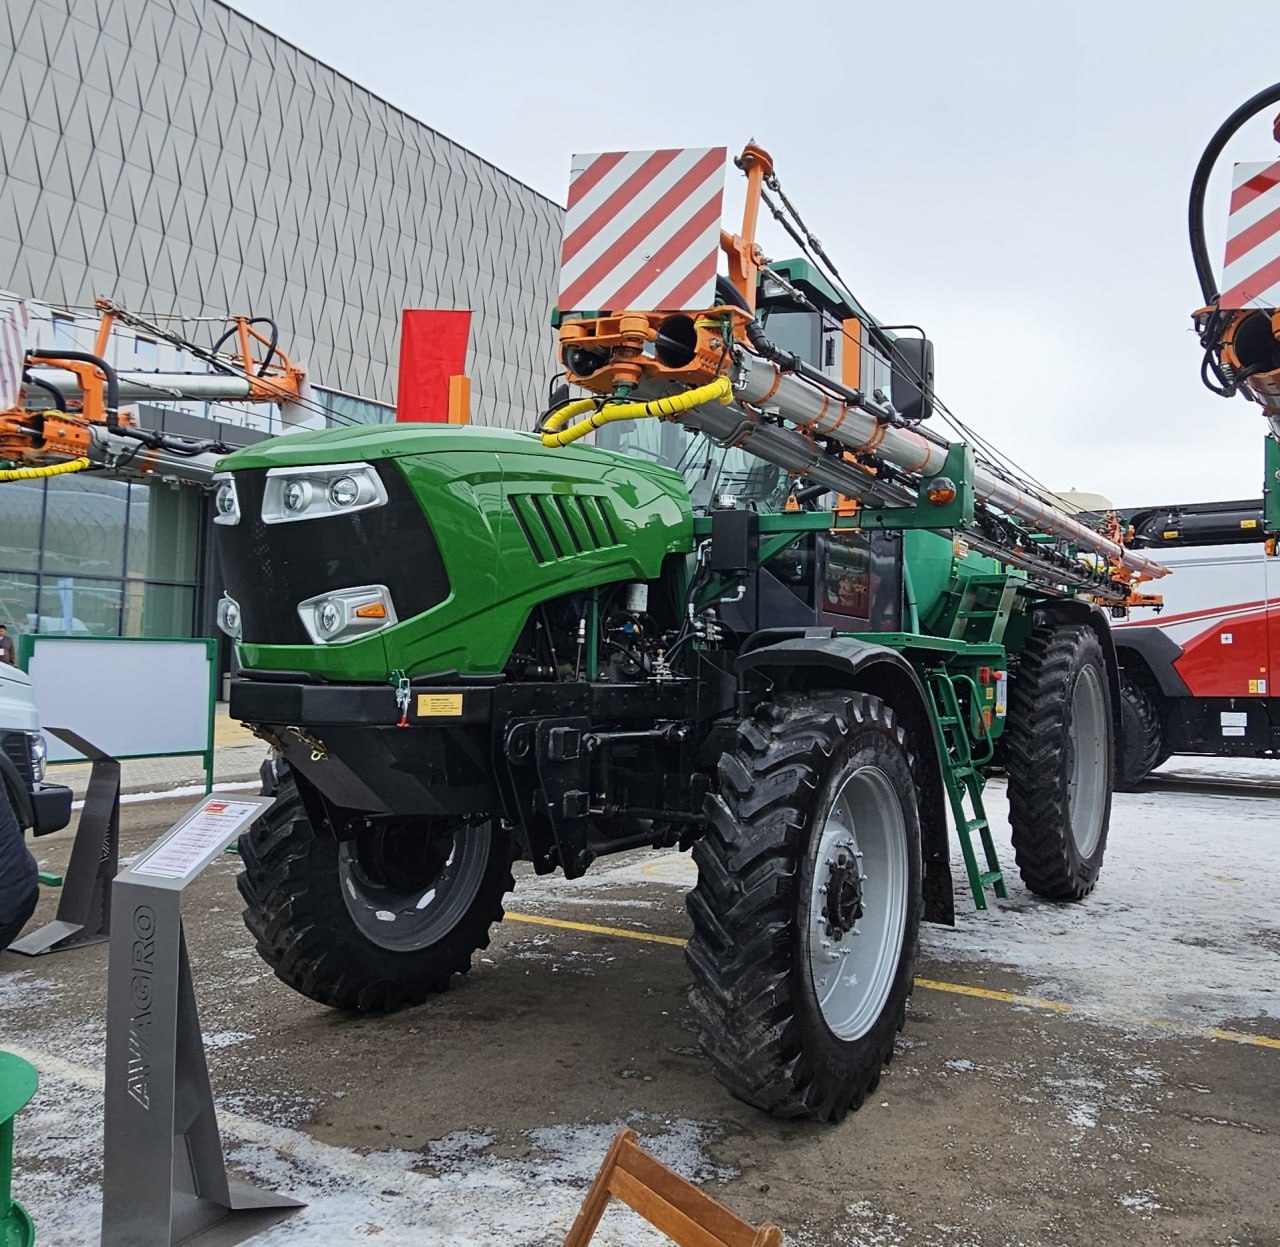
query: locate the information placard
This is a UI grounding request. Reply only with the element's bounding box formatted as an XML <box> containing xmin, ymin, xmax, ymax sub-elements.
<box><xmin>131</xmin><ymin>798</ymin><xmax>266</xmax><ymax>882</ymax></box>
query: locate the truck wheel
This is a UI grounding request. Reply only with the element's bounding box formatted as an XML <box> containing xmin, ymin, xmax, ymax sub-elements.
<box><xmin>1005</xmin><ymin>623</ymin><xmax>1112</xmax><ymax>900</ymax></box>
<box><xmin>686</xmin><ymin>692</ymin><xmax>922</xmax><ymax>1122</ymax></box>
<box><xmin>1116</xmin><ymin>676</ymin><xmax>1162</xmax><ymax>791</ymax></box>
<box><xmin>237</xmin><ymin>772</ymin><xmax>514</xmax><ymax>1012</ymax></box>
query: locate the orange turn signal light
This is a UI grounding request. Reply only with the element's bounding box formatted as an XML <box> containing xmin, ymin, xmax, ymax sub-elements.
<box><xmin>354</xmin><ymin>602</ymin><xmax>387</xmax><ymax>619</ymax></box>
<box><xmin>925</xmin><ymin>477</ymin><xmax>957</xmax><ymax>506</ymax></box>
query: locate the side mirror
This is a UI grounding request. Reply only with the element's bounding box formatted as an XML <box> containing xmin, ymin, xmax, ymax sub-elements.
<box><xmin>890</xmin><ymin>337</ymin><xmax>934</xmax><ymax>425</ymax></box>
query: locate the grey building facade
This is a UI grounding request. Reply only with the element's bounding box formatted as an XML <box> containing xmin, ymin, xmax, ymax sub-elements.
<box><xmin>0</xmin><ymin>0</ymin><xmax>564</xmax><ymax>649</ymax></box>
<box><xmin>0</xmin><ymin>0</ymin><xmax>562</xmax><ymax>424</ymax></box>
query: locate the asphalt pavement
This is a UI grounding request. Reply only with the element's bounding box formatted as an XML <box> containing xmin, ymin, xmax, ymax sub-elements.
<box><xmin>2</xmin><ymin>758</ymin><xmax>1277</xmax><ymax>1245</ymax></box>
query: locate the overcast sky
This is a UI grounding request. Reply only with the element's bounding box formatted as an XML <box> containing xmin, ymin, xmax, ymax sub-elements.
<box><xmin>230</xmin><ymin>0</ymin><xmax>1280</xmax><ymax>508</ymax></box>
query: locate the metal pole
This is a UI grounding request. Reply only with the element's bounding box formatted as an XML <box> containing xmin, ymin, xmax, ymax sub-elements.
<box><xmin>26</xmin><ymin>369</ymin><xmax>255</xmax><ymax>403</ymax></box>
<box><xmin>729</xmin><ymin>352</ymin><xmax>1169</xmax><ymax>581</ymax></box>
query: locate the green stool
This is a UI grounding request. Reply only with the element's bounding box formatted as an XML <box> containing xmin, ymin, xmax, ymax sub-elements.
<box><xmin>0</xmin><ymin>1052</ymin><xmax>37</xmax><ymax>1247</ymax></box>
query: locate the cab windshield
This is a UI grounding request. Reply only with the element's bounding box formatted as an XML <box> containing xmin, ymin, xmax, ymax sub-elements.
<box><xmin>595</xmin><ymin>419</ymin><xmax>788</xmax><ymax>512</ymax></box>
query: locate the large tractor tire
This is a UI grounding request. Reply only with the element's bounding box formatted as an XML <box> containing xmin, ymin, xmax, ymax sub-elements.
<box><xmin>1116</xmin><ymin>676</ymin><xmax>1163</xmax><ymax>791</ymax></box>
<box><xmin>1005</xmin><ymin>622</ymin><xmax>1112</xmax><ymax>900</ymax></box>
<box><xmin>237</xmin><ymin>768</ymin><xmax>514</xmax><ymax>1012</ymax></box>
<box><xmin>686</xmin><ymin>692</ymin><xmax>922</xmax><ymax>1122</ymax></box>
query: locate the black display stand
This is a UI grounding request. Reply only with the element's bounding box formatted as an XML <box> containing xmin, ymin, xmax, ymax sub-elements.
<box><xmin>8</xmin><ymin>728</ymin><xmax>119</xmax><ymax>956</ymax></box>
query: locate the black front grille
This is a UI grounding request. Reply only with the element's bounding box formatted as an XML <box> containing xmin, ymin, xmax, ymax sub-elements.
<box><xmin>1</xmin><ymin>732</ymin><xmax>33</xmax><ymax>783</ymax></box>
<box><xmin>216</xmin><ymin>462</ymin><xmax>450</xmax><ymax>645</ymax></box>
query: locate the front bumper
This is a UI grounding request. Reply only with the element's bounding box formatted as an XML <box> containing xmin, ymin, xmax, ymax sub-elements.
<box><xmin>230</xmin><ymin>676</ymin><xmax>497</xmax><ymax>818</ymax></box>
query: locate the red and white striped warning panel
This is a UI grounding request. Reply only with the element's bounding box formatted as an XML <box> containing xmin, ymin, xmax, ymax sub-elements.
<box><xmin>558</xmin><ymin>147</ymin><xmax>727</xmax><ymax>314</ymax></box>
<box><xmin>1220</xmin><ymin>160</ymin><xmax>1280</xmax><ymax>309</ymax></box>
<box><xmin>0</xmin><ymin>296</ymin><xmax>31</xmax><ymax>412</ymax></box>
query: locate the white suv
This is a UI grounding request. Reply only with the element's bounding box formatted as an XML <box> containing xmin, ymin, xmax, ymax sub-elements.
<box><xmin>0</xmin><ymin>662</ymin><xmax>72</xmax><ymax>837</ymax></box>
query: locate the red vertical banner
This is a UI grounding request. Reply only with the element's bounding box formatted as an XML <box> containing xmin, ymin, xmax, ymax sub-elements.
<box><xmin>396</xmin><ymin>310</ymin><xmax>471</xmax><ymax>422</ymax></box>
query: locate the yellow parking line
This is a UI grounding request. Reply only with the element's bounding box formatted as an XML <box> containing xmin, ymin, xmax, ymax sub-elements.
<box><xmin>1202</xmin><ymin>1027</ymin><xmax>1280</xmax><ymax>1051</ymax></box>
<box><xmin>505</xmin><ymin>911</ymin><xmax>688</xmax><ymax>947</ymax></box>
<box><xmin>505</xmin><ymin>911</ymin><xmax>1280</xmax><ymax>1052</ymax></box>
<box><xmin>916</xmin><ymin>978</ymin><xmax>1280</xmax><ymax>1049</ymax></box>
<box><xmin>913</xmin><ymin>977</ymin><xmax>1071</xmax><ymax>1013</ymax></box>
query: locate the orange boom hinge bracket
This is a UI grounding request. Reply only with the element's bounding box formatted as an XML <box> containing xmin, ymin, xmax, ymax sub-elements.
<box><xmin>721</xmin><ymin>142</ymin><xmax>774</xmax><ymax>317</ymax></box>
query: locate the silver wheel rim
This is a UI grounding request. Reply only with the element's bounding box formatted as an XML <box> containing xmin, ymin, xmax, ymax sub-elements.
<box><xmin>1068</xmin><ymin>665</ymin><xmax>1107</xmax><ymax>856</ymax></box>
<box><xmin>338</xmin><ymin>825</ymin><xmax>490</xmax><ymax>952</ymax></box>
<box><xmin>805</xmin><ymin>766</ymin><xmax>908</xmax><ymax>1041</ymax></box>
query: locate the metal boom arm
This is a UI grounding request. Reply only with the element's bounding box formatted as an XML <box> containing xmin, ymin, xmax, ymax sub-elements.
<box><xmin>548</xmin><ymin>142</ymin><xmax>1167</xmax><ymax>594</ymax></box>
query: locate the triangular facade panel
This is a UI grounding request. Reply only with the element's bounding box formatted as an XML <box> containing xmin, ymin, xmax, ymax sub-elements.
<box><xmin>0</xmin><ymin>0</ymin><xmax>561</xmax><ymax>417</ymax></box>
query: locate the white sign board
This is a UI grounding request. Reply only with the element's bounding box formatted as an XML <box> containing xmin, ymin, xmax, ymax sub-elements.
<box><xmin>26</xmin><ymin>637</ymin><xmax>215</xmax><ymax>763</ymax></box>
<box><xmin>1219</xmin><ymin>160</ymin><xmax>1280</xmax><ymax>310</ymax></box>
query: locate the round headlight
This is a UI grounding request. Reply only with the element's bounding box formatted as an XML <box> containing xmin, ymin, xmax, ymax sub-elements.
<box><xmin>224</xmin><ymin>601</ymin><xmax>240</xmax><ymax>631</ymax></box>
<box><xmin>329</xmin><ymin>476</ymin><xmax>361</xmax><ymax>507</ymax></box>
<box><xmin>318</xmin><ymin>602</ymin><xmax>341</xmax><ymax>635</ymax></box>
<box><xmin>215</xmin><ymin>482</ymin><xmax>237</xmax><ymax>515</ymax></box>
<box><xmin>283</xmin><ymin>480</ymin><xmax>311</xmax><ymax>512</ymax></box>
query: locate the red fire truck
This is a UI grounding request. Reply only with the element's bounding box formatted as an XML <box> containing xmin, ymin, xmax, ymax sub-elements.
<box><xmin>1113</xmin><ymin>497</ymin><xmax>1279</xmax><ymax>787</ymax></box>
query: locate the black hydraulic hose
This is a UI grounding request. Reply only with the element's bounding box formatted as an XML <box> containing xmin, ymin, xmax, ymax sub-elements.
<box><xmin>28</xmin><ymin>348</ymin><xmax>120</xmax><ymax>428</ymax></box>
<box><xmin>1189</xmin><ymin>81</ymin><xmax>1280</xmax><ymax>304</ymax></box>
<box><xmin>27</xmin><ymin>350</ymin><xmax>229</xmax><ymax>456</ymax></box>
<box><xmin>714</xmin><ymin>276</ymin><xmax>876</xmax><ymax>412</ymax></box>
<box><xmin>210</xmin><ymin>317</ymin><xmax>281</xmax><ymax>377</ymax></box>
<box><xmin>116</xmin><ymin>429</ymin><xmax>234</xmax><ymax>456</ymax></box>
<box><xmin>714</xmin><ymin>275</ymin><xmax>751</xmax><ymax>313</ymax></box>
<box><xmin>22</xmin><ymin>373</ymin><xmax>66</xmax><ymax>411</ymax></box>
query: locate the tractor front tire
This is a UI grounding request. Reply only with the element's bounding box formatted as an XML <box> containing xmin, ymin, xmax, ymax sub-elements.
<box><xmin>237</xmin><ymin>770</ymin><xmax>513</xmax><ymax>1012</ymax></box>
<box><xmin>1116</xmin><ymin>675</ymin><xmax>1163</xmax><ymax>791</ymax></box>
<box><xmin>1005</xmin><ymin>622</ymin><xmax>1113</xmax><ymax>900</ymax></box>
<box><xmin>686</xmin><ymin>692</ymin><xmax>922</xmax><ymax>1122</ymax></box>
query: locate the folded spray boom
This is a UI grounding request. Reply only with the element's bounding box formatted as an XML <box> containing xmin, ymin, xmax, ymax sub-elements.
<box><xmin>547</xmin><ymin>142</ymin><xmax>1168</xmax><ymax>593</ymax></box>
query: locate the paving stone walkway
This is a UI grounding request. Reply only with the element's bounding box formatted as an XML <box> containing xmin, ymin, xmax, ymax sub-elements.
<box><xmin>46</xmin><ymin>705</ymin><xmax>269</xmax><ymax>799</ymax></box>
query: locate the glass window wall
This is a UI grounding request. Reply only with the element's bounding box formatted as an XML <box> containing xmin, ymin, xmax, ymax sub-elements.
<box><xmin>314</xmin><ymin>385</ymin><xmax>395</xmax><ymax>427</ymax></box>
<box><xmin>0</xmin><ymin>476</ymin><xmax>205</xmax><ymax>644</ymax></box>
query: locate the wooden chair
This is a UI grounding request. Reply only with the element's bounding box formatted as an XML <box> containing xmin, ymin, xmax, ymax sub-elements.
<box><xmin>564</xmin><ymin>1128</ymin><xmax>782</xmax><ymax>1247</ymax></box>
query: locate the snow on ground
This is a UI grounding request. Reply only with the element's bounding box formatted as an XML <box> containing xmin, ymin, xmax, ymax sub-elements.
<box><xmin>926</xmin><ymin>776</ymin><xmax>1279</xmax><ymax>1029</ymax></box>
<box><xmin>3</xmin><ymin>1042</ymin><xmax>731</xmax><ymax>1247</ymax></box>
<box><xmin>69</xmin><ymin>779</ymin><xmax>261</xmax><ymax>812</ymax></box>
<box><xmin>1155</xmin><ymin>756</ymin><xmax>1279</xmax><ymax>785</ymax></box>
<box><xmin>3</xmin><ymin>758</ymin><xmax>1275</xmax><ymax>1244</ymax></box>
<box><xmin>516</xmin><ymin>762</ymin><xmax>1280</xmax><ymax>1032</ymax></box>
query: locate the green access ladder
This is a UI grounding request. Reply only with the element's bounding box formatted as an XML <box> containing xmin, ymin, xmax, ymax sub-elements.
<box><xmin>937</xmin><ymin>573</ymin><xmax>1021</xmax><ymax>645</ymax></box>
<box><xmin>924</xmin><ymin>667</ymin><xmax>1008</xmax><ymax>911</ymax></box>
<box><xmin>0</xmin><ymin>1051</ymin><xmax>37</xmax><ymax>1247</ymax></box>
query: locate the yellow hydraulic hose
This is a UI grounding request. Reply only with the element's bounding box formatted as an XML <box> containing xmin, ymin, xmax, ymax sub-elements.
<box><xmin>540</xmin><ymin>375</ymin><xmax>733</xmax><ymax>447</ymax></box>
<box><xmin>0</xmin><ymin>457</ymin><xmax>92</xmax><ymax>481</ymax></box>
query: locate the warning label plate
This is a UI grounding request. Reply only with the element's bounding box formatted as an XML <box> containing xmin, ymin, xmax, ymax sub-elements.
<box><xmin>417</xmin><ymin>693</ymin><xmax>464</xmax><ymax>717</ymax></box>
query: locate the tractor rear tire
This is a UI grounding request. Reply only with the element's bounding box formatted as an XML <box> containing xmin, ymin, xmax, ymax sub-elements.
<box><xmin>237</xmin><ymin>769</ymin><xmax>513</xmax><ymax>1012</ymax></box>
<box><xmin>1005</xmin><ymin>622</ymin><xmax>1112</xmax><ymax>900</ymax></box>
<box><xmin>1116</xmin><ymin>676</ymin><xmax>1163</xmax><ymax>791</ymax></box>
<box><xmin>686</xmin><ymin>692</ymin><xmax>922</xmax><ymax>1122</ymax></box>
